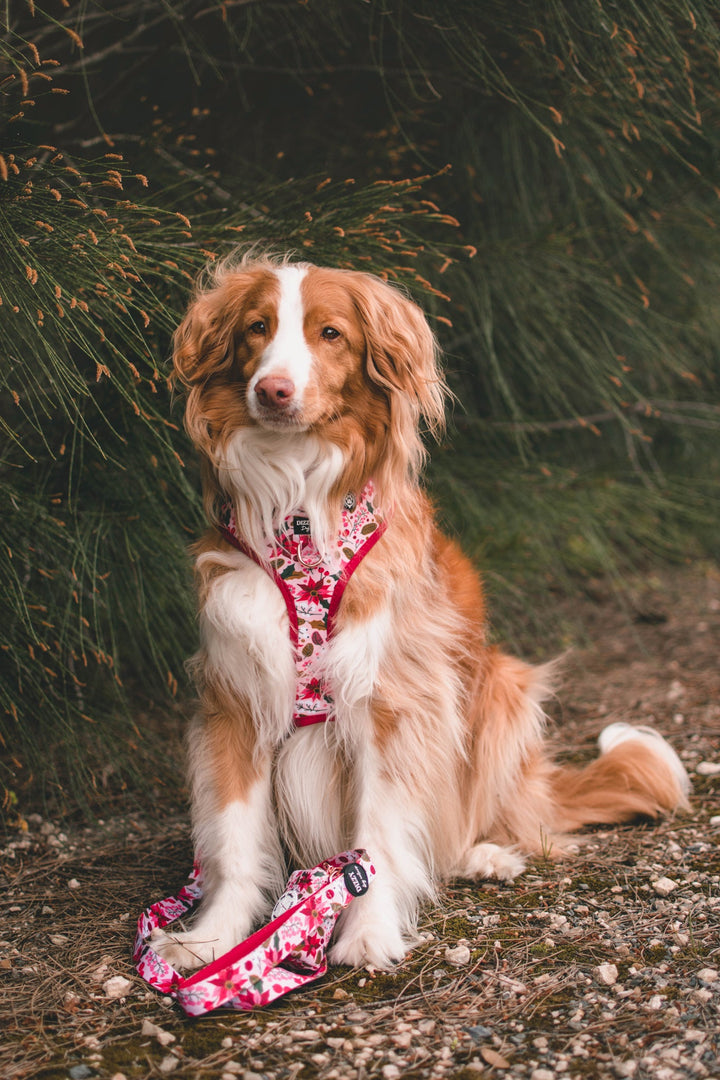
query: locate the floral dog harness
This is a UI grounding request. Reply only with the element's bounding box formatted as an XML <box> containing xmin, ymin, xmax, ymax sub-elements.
<box><xmin>135</xmin><ymin>850</ymin><xmax>375</xmax><ymax>1014</ymax></box>
<box><xmin>219</xmin><ymin>482</ymin><xmax>387</xmax><ymax>726</ymax></box>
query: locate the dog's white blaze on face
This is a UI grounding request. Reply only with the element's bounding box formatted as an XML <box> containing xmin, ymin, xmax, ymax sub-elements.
<box><xmin>246</xmin><ymin>266</ymin><xmax>312</xmax><ymax>421</ymax></box>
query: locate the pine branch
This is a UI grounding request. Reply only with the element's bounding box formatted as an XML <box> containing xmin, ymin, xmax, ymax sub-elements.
<box><xmin>459</xmin><ymin>401</ymin><xmax>720</xmax><ymax>434</ymax></box>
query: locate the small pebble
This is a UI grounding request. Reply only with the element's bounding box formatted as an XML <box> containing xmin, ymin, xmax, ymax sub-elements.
<box><xmin>695</xmin><ymin>761</ymin><xmax>720</xmax><ymax>776</ymax></box>
<box><xmin>466</xmin><ymin>1025</ymin><xmax>493</xmax><ymax>1043</ymax></box>
<box><xmin>594</xmin><ymin>963</ymin><xmax>618</xmax><ymax>986</ymax></box>
<box><xmin>103</xmin><ymin>976</ymin><xmax>133</xmax><ymax>1000</ymax></box>
<box><xmin>445</xmin><ymin>943</ymin><xmax>471</xmax><ymax>965</ymax></box>
<box><xmin>346</xmin><ymin>1010</ymin><xmax>369</xmax><ymax>1023</ymax></box>
<box><xmin>653</xmin><ymin>877</ymin><xmax>679</xmax><ymax>896</ymax></box>
<box><xmin>141</xmin><ymin>1020</ymin><xmax>176</xmax><ymax>1047</ymax></box>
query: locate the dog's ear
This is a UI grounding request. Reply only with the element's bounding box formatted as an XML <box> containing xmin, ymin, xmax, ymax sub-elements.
<box><xmin>349</xmin><ymin>273</ymin><xmax>447</xmax><ymax>437</ymax></box>
<box><xmin>173</xmin><ymin>284</ymin><xmax>238</xmax><ymax>389</ymax></box>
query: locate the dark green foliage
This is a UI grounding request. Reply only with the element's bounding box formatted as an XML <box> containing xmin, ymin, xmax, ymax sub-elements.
<box><xmin>1</xmin><ymin>0</ymin><xmax>719</xmax><ymax>810</ymax></box>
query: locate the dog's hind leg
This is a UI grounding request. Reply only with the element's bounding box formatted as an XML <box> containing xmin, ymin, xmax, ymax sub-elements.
<box><xmin>453</xmin><ymin>842</ymin><xmax>526</xmax><ymax>882</ymax></box>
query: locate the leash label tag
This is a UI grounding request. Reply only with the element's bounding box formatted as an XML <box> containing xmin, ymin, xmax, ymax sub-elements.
<box><xmin>293</xmin><ymin>516</ymin><xmax>311</xmax><ymax>538</ymax></box>
<box><xmin>343</xmin><ymin>862</ymin><xmax>370</xmax><ymax>897</ymax></box>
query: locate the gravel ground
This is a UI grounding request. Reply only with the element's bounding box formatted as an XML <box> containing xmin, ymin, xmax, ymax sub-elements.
<box><xmin>1</xmin><ymin>565</ymin><xmax>719</xmax><ymax>1080</ymax></box>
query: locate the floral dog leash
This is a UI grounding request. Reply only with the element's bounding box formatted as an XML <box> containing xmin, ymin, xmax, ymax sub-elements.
<box><xmin>135</xmin><ymin>850</ymin><xmax>375</xmax><ymax>1015</ymax></box>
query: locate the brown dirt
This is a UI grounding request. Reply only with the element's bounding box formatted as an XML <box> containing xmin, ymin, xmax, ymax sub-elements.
<box><xmin>1</xmin><ymin>564</ymin><xmax>719</xmax><ymax>1080</ymax></box>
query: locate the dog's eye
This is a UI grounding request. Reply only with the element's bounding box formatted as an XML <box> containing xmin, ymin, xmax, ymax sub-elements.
<box><xmin>247</xmin><ymin>321</ymin><xmax>266</xmax><ymax>336</ymax></box>
<box><xmin>321</xmin><ymin>326</ymin><xmax>341</xmax><ymax>341</ymax></box>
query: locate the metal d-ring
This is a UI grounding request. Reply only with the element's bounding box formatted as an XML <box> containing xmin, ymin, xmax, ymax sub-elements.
<box><xmin>297</xmin><ymin>538</ymin><xmax>323</xmax><ymax>568</ymax></box>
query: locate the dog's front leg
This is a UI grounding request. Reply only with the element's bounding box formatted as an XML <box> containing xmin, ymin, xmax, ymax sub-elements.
<box><xmin>150</xmin><ymin>552</ymin><xmax>294</xmax><ymax>970</ymax></box>
<box><xmin>329</xmin><ymin>742</ymin><xmax>433</xmax><ymax>970</ymax></box>
<box><xmin>151</xmin><ymin>696</ymin><xmax>285</xmax><ymax>971</ymax></box>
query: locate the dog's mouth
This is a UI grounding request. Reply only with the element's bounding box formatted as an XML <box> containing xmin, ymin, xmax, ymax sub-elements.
<box><xmin>253</xmin><ymin>408</ymin><xmax>308</xmax><ymax>431</ymax></box>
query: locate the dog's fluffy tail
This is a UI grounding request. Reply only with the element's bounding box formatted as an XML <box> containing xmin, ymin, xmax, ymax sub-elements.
<box><xmin>549</xmin><ymin>722</ymin><xmax>691</xmax><ymax>833</ymax></box>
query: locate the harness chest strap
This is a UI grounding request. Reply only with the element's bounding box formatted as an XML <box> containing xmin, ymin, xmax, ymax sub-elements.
<box><xmin>219</xmin><ymin>482</ymin><xmax>387</xmax><ymax>726</ymax></box>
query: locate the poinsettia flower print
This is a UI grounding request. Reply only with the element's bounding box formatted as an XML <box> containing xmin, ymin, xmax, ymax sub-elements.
<box><xmin>296</xmin><ymin>574</ymin><xmax>332</xmax><ymax>606</ymax></box>
<box><xmin>298</xmin><ymin>677</ymin><xmax>327</xmax><ymax>703</ymax></box>
<box><xmin>304</xmin><ymin>902</ymin><xmax>328</xmax><ymax>933</ymax></box>
<box><xmin>209</xmin><ymin>971</ymin><xmax>240</xmax><ymax>996</ymax></box>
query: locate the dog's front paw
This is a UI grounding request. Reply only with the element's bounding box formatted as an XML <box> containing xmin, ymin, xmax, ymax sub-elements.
<box><xmin>149</xmin><ymin>926</ymin><xmax>232</xmax><ymax>971</ymax></box>
<box><xmin>329</xmin><ymin>902</ymin><xmax>414</xmax><ymax>969</ymax></box>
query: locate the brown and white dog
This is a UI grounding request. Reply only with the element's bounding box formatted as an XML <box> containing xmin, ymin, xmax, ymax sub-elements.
<box><xmin>152</xmin><ymin>252</ymin><xmax>690</xmax><ymax>970</ymax></box>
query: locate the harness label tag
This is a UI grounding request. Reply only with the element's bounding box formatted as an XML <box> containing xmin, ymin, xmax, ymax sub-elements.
<box><xmin>292</xmin><ymin>516</ymin><xmax>311</xmax><ymax>537</ymax></box>
<box><xmin>343</xmin><ymin>862</ymin><xmax>370</xmax><ymax>897</ymax></box>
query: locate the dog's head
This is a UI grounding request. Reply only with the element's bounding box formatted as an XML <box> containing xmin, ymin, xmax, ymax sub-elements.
<box><xmin>173</xmin><ymin>253</ymin><xmax>448</xmax><ymax>501</ymax></box>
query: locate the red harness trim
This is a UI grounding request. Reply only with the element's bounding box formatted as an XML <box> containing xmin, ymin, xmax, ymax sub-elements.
<box><xmin>218</xmin><ymin>483</ymin><xmax>387</xmax><ymax>727</ymax></box>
